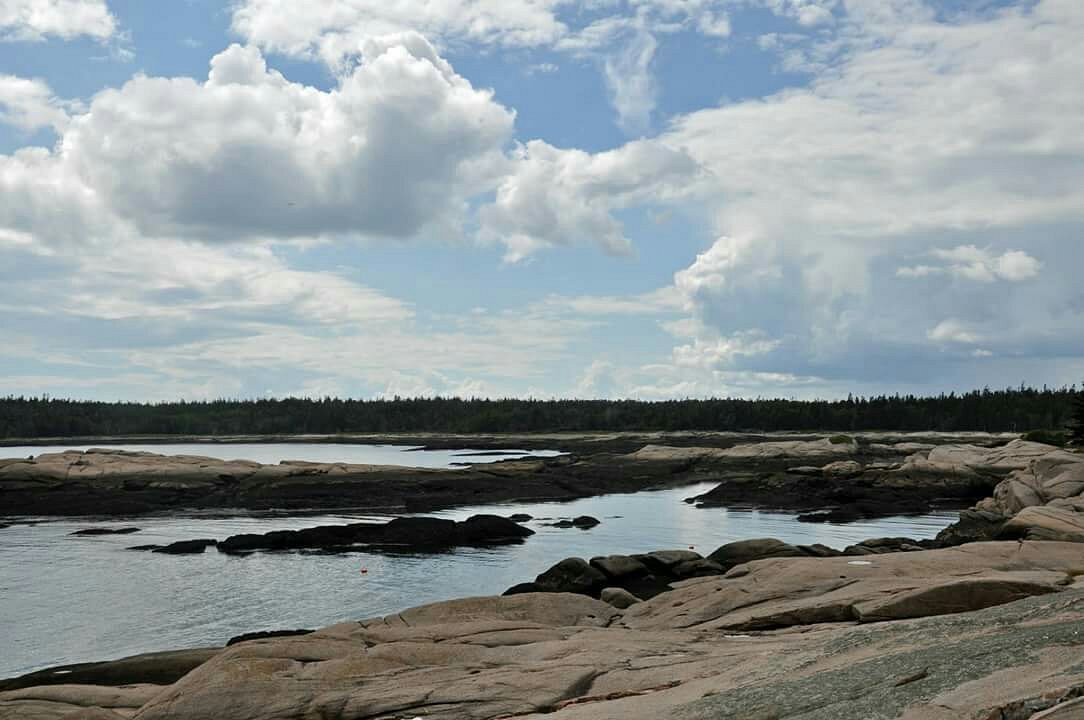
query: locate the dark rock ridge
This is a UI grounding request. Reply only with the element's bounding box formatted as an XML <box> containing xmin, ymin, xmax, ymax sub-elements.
<box><xmin>128</xmin><ymin>539</ymin><xmax>220</xmax><ymax>554</ymax></box>
<box><xmin>0</xmin><ymin>648</ymin><xmax>218</xmax><ymax>693</ymax></box>
<box><xmin>69</xmin><ymin>527</ymin><xmax>141</xmax><ymax>536</ymax></box>
<box><xmin>135</xmin><ymin>515</ymin><xmax>534</xmax><ymax>556</ymax></box>
<box><xmin>225</xmin><ymin>629</ymin><xmax>314</xmax><ymax>647</ymax></box>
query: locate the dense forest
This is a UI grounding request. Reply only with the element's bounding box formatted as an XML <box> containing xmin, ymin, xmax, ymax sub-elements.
<box><xmin>0</xmin><ymin>387</ymin><xmax>1080</xmax><ymax>438</ymax></box>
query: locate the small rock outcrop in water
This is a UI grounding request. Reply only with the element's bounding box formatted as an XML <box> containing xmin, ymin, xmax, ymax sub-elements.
<box><xmin>507</xmin><ymin>513</ymin><xmax>533</xmax><ymax>523</ymax></box>
<box><xmin>546</xmin><ymin>515</ymin><xmax>601</xmax><ymax>529</ymax></box>
<box><xmin>154</xmin><ymin>539</ymin><xmax>218</xmax><ymax>555</ymax></box>
<box><xmin>70</xmin><ymin>527</ymin><xmax>141</xmax><ymax>536</ymax></box>
<box><xmin>147</xmin><ymin>515</ymin><xmax>536</xmax><ymax>555</ymax></box>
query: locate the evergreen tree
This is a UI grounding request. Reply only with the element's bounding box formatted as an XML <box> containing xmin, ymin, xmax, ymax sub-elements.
<box><xmin>1071</xmin><ymin>392</ymin><xmax>1084</xmax><ymax>445</ymax></box>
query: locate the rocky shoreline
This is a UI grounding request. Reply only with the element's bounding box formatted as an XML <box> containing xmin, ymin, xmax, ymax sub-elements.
<box><xmin>0</xmin><ymin>431</ymin><xmax>1023</xmax><ymax>519</ymax></box>
<box><xmin>3</xmin><ymin>434</ymin><xmax>1083</xmax><ymax>719</ymax></box>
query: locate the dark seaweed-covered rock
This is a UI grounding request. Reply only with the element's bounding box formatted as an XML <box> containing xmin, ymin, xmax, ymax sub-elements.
<box><xmin>215</xmin><ymin>514</ymin><xmax>532</xmax><ymax>555</ymax></box>
<box><xmin>153</xmin><ymin>539</ymin><xmax>218</xmax><ymax>555</ymax></box>
<box><xmin>0</xmin><ymin>648</ymin><xmax>220</xmax><ymax>692</ymax></box>
<box><xmin>936</xmin><ymin>508</ymin><xmax>1008</xmax><ymax>546</ymax></box>
<box><xmin>508</xmin><ymin>513</ymin><xmax>533</xmax><ymax>523</ymax></box>
<box><xmin>533</xmin><ymin>558</ymin><xmax>609</xmax><ymax>595</ymax></box>
<box><xmin>226</xmin><ymin>629</ymin><xmax>314</xmax><ymax>647</ymax></box>
<box><xmin>70</xmin><ymin>527</ymin><xmax>142</xmax><ymax>536</ymax></box>
<box><xmin>547</xmin><ymin>515</ymin><xmax>601</xmax><ymax>529</ymax></box>
<box><xmin>502</xmin><ymin>582</ymin><xmax>541</xmax><ymax>596</ymax></box>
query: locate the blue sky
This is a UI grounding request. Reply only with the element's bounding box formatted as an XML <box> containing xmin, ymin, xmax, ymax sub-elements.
<box><xmin>0</xmin><ymin>0</ymin><xmax>1081</xmax><ymax>401</ymax></box>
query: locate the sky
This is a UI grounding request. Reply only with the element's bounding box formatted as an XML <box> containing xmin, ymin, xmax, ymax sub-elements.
<box><xmin>0</xmin><ymin>0</ymin><xmax>1081</xmax><ymax>402</ymax></box>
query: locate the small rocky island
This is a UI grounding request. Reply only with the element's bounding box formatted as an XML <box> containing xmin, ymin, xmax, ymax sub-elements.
<box><xmin>2</xmin><ymin>433</ymin><xmax>1083</xmax><ymax>719</ymax></box>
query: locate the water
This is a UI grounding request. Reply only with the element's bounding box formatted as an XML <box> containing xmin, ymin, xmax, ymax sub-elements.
<box><xmin>0</xmin><ymin>443</ymin><xmax>565</xmax><ymax>469</ymax></box>
<box><xmin>0</xmin><ymin>481</ymin><xmax>958</xmax><ymax>678</ymax></box>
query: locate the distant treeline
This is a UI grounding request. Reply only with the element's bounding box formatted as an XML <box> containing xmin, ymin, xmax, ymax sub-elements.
<box><xmin>1</xmin><ymin>387</ymin><xmax>1082</xmax><ymax>438</ymax></box>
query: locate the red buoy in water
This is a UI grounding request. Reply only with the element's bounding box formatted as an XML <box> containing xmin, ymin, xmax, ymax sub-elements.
<box><xmin>360</xmin><ymin>568</ymin><xmax>369</xmax><ymax>574</ymax></box>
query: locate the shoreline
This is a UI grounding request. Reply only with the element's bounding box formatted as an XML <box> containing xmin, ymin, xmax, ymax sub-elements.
<box><xmin>0</xmin><ymin>432</ymin><xmax>1019</xmax><ymax>519</ymax></box>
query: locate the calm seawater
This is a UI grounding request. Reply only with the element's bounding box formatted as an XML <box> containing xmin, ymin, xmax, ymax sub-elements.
<box><xmin>0</xmin><ymin>445</ymin><xmax>958</xmax><ymax>678</ymax></box>
<box><xmin>0</xmin><ymin>443</ymin><xmax>565</xmax><ymax>468</ymax></box>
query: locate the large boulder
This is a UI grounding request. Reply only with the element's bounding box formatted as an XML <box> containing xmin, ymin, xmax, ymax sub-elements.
<box><xmin>454</xmin><ymin>514</ymin><xmax>536</xmax><ymax>544</ymax></box>
<box><xmin>935</xmin><ymin>508</ymin><xmax>1008</xmax><ymax>546</ymax></box>
<box><xmin>632</xmin><ymin>550</ymin><xmax>701</xmax><ymax>573</ymax></box>
<box><xmin>600</xmin><ymin>587</ymin><xmax>642</xmax><ymax>609</ymax></box>
<box><xmin>707</xmin><ymin>538</ymin><xmax>807</xmax><ymax>571</ymax></box>
<box><xmin>998</xmin><ymin>506</ymin><xmax>1084</xmax><ymax>542</ymax></box>
<box><xmin>534</xmin><ymin>558</ymin><xmax>609</xmax><ymax>595</ymax></box>
<box><xmin>590</xmin><ymin>555</ymin><xmax>650</xmax><ymax>580</ymax></box>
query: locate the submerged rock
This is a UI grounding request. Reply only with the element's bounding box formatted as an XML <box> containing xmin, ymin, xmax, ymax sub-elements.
<box><xmin>70</xmin><ymin>527</ymin><xmax>141</xmax><ymax>536</ymax></box>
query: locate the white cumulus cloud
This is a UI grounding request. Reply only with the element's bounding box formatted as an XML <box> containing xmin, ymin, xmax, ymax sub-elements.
<box><xmin>0</xmin><ymin>74</ymin><xmax>74</xmax><ymax>131</ymax></box>
<box><xmin>898</xmin><ymin>245</ymin><xmax>1042</xmax><ymax>282</ymax></box>
<box><xmin>58</xmin><ymin>38</ymin><xmax>513</xmax><ymax>242</ymax></box>
<box><xmin>0</xmin><ymin>0</ymin><xmax>115</xmax><ymax>41</ymax></box>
